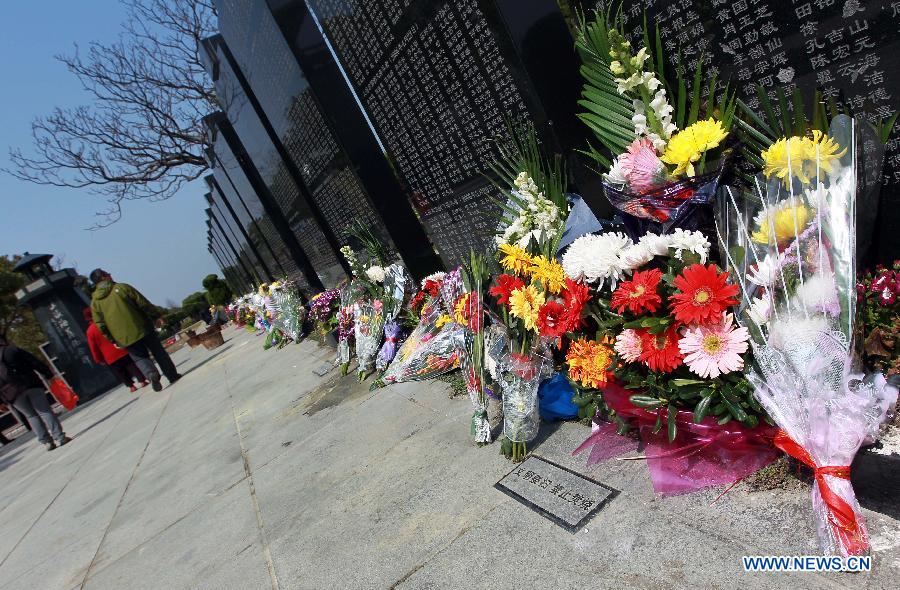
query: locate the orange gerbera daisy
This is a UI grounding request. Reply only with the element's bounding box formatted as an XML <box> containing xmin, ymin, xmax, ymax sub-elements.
<box><xmin>566</xmin><ymin>337</ymin><xmax>615</xmax><ymax>388</ymax></box>
<box><xmin>670</xmin><ymin>264</ymin><xmax>739</xmax><ymax>325</ymax></box>
<box><xmin>611</xmin><ymin>268</ymin><xmax>663</xmax><ymax>314</ymax></box>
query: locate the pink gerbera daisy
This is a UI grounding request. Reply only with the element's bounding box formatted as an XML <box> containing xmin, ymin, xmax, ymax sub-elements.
<box><xmin>678</xmin><ymin>313</ymin><xmax>749</xmax><ymax>379</ymax></box>
<box><xmin>614</xmin><ymin>328</ymin><xmax>643</xmax><ymax>363</ymax></box>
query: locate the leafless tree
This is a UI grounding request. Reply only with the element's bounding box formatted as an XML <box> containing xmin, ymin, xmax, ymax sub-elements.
<box><xmin>5</xmin><ymin>0</ymin><xmax>218</xmax><ymax>227</ymax></box>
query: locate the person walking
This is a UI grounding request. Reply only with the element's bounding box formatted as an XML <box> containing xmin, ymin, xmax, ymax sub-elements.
<box><xmin>89</xmin><ymin>269</ymin><xmax>182</xmax><ymax>392</ymax></box>
<box><xmin>83</xmin><ymin>308</ymin><xmax>148</xmax><ymax>392</ymax></box>
<box><xmin>0</xmin><ymin>338</ymin><xmax>71</xmax><ymax>451</ymax></box>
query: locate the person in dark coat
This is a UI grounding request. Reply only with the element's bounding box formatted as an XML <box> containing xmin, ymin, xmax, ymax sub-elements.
<box><xmin>0</xmin><ymin>337</ymin><xmax>71</xmax><ymax>451</ymax></box>
<box><xmin>83</xmin><ymin>308</ymin><xmax>148</xmax><ymax>392</ymax></box>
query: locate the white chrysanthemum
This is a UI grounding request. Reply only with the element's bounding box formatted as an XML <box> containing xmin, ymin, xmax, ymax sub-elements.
<box><xmin>421</xmin><ymin>272</ymin><xmax>445</xmax><ymax>286</ymax></box>
<box><xmin>746</xmin><ymin>296</ymin><xmax>773</xmax><ymax>326</ymax></box>
<box><xmin>804</xmin><ymin>183</ymin><xmax>829</xmax><ymax>209</ymax></box>
<box><xmin>365</xmin><ymin>265</ymin><xmax>386</xmax><ymax>283</ymax></box>
<box><xmin>561</xmin><ymin>232</ymin><xmax>632</xmax><ymax>288</ymax></box>
<box><xmin>638</xmin><ymin>232</ymin><xmax>672</xmax><ymax>257</ymax></box>
<box><xmin>747</xmin><ymin>252</ymin><xmax>786</xmax><ymax>288</ymax></box>
<box><xmin>793</xmin><ymin>272</ymin><xmax>840</xmax><ymax>316</ymax></box>
<box><xmin>620</xmin><ymin>243</ymin><xmax>654</xmax><ymax>269</ymax></box>
<box><xmin>767</xmin><ymin>315</ymin><xmax>828</xmax><ymax>350</ymax></box>
<box><xmin>605</xmin><ymin>157</ymin><xmax>628</xmax><ymax>186</ymax></box>
<box><xmin>668</xmin><ymin>229</ymin><xmax>710</xmax><ymax>263</ymax></box>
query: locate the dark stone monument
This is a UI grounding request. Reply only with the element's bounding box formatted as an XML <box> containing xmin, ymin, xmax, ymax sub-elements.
<box><xmin>13</xmin><ymin>253</ymin><xmax>118</xmax><ymax>401</ymax></box>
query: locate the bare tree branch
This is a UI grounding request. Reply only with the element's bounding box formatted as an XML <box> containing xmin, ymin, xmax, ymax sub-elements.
<box><xmin>4</xmin><ymin>0</ymin><xmax>217</xmax><ymax>228</ymax></box>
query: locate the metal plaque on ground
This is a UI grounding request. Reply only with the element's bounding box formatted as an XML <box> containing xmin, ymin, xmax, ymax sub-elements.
<box><xmin>312</xmin><ymin>361</ymin><xmax>335</xmax><ymax>377</ymax></box>
<box><xmin>495</xmin><ymin>455</ymin><xmax>617</xmax><ymax>532</ymax></box>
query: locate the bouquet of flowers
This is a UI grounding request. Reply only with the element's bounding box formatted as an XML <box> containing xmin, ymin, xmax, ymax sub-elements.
<box><xmin>269</xmin><ymin>281</ymin><xmax>305</xmax><ymax>342</ymax></box>
<box><xmin>309</xmin><ymin>288</ymin><xmax>341</xmax><ymax>344</ymax></box>
<box><xmin>716</xmin><ymin>114</ymin><xmax>898</xmax><ymax>556</ymax></box>
<box><xmin>353</xmin><ymin>300</ymin><xmax>385</xmax><ymax>381</ymax></box>
<box><xmin>375</xmin><ymin>300</ymin><xmax>463</xmax><ymax>388</ymax></box>
<box><xmin>566</xmin><ymin>227</ymin><xmax>778</xmax><ymax>493</ymax></box>
<box><xmin>486</xmin><ymin>126</ymin><xmax>576</xmax><ymax>461</ymax></box>
<box><xmin>336</xmin><ymin>282</ymin><xmax>360</xmax><ymax>375</ymax></box>
<box><xmin>458</xmin><ymin>252</ymin><xmax>491</xmax><ymax>443</ymax></box>
<box><xmin>574</xmin><ymin>11</ymin><xmax>736</xmax><ymax>234</ymax></box>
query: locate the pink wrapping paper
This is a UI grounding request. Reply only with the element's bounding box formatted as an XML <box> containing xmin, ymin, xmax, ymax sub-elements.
<box><xmin>573</xmin><ymin>381</ymin><xmax>781</xmax><ymax>496</ymax></box>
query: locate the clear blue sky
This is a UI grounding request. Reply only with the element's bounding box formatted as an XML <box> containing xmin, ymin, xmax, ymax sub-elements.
<box><xmin>0</xmin><ymin>1</ymin><xmax>219</xmax><ymax>307</ymax></box>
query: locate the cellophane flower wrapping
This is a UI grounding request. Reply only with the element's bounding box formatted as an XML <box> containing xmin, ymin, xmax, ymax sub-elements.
<box><xmin>716</xmin><ymin>115</ymin><xmax>898</xmax><ymax>556</ymax></box>
<box><xmin>380</xmin><ymin>299</ymin><xmax>463</xmax><ymax>385</ymax></box>
<box><xmin>498</xmin><ymin>346</ymin><xmax>550</xmax><ymax>444</ymax></box>
<box><xmin>337</xmin><ymin>284</ymin><xmax>358</xmax><ymax>365</ymax></box>
<box><xmin>270</xmin><ymin>283</ymin><xmax>305</xmax><ymax>341</ymax></box>
<box><xmin>459</xmin><ymin>278</ymin><xmax>489</xmax><ymax>443</ymax></box>
<box><xmin>375</xmin><ymin>321</ymin><xmax>401</xmax><ymax>371</ymax></box>
<box><xmin>382</xmin><ymin>263</ymin><xmax>413</xmax><ymax>320</ymax></box>
<box><xmin>353</xmin><ymin>300</ymin><xmax>385</xmax><ymax>374</ymax></box>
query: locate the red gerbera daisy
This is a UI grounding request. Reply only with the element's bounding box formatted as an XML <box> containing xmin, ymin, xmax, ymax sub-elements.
<box><xmin>611</xmin><ymin>268</ymin><xmax>663</xmax><ymax>314</ymax></box>
<box><xmin>537</xmin><ymin>300</ymin><xmax>568</xmax><ymax>339</ymax></box>
<box><xmin>490</xmin><ymin>274</ymin><xmax>525</xmax><ymax>306</ymax></box>
<box><xmin>638</xmin><ymin>326</ymin><xmax>683</xmax><ymax>373</ymax></box>
<box><xmin>670</xmin><ymin>264</ymin><xmax>739</xmax><ymax>325</ymax></box>
<box><xmin>561</xmin><ymin>278</ymin><xmax>590</xmax><ymax>331</ymax></box>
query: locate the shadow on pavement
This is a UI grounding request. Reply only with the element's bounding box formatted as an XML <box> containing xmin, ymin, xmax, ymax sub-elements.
<box><xmin>178</xmin><ymin>343</ymin><xmax>233</xmax><ymax>378</ymax></box>
<box><xmin>73</xmin><ymin>397</ymin><xmax>139</xmax><ymax>440</ymax></box>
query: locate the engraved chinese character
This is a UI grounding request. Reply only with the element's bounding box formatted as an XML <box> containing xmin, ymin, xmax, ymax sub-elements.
<box><xmin>800</xmin><ymin>20</ymin><xmax>819</xmax><ymax>37</ymax></box>
<box><xmin>795</xmin><ymin>3</ymin><xmax>813</xmax><ymax>19</ymax></box>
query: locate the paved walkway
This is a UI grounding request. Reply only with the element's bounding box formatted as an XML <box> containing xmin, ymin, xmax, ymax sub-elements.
<box><xmin>0</xmin><ymin>328</ymin><xmax>897</xmax><ymax>589</ymax></box>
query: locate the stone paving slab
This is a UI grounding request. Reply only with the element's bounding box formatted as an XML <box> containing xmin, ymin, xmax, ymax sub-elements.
<box><xmin>0</xmin><ymin>327</ymin><xmax>896</xmax><ymax>590</ymax></box>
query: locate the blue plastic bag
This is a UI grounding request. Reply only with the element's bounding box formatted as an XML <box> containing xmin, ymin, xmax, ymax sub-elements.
<box><xmin>537</xmin><ymin>373</ymin><xmax>578</xmax><ymax>421</ymax></box>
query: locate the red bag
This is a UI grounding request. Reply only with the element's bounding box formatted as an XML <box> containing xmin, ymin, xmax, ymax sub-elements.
<box><xmin>48</xmin><ymin>378</ymin><xmax>78</xmax><ymax>410</ymax></box>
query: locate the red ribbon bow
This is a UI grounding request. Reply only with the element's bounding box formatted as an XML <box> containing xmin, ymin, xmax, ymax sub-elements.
<box><xmin>385</xmin><ymin>337</ymin><xmax>398</xmax><ymax>343</ymax></box>
<box><xmin>773</xmin><ymin>430</ymin><xmax>868</xmax><ymax>555</ymax></box>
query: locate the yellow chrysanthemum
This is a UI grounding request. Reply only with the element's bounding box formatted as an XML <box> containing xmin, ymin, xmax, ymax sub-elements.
<box><xmin>751</xmin><ymin>202</ymin><xmax>815</xmax><ymax>245</ymax></box>
<box><xmin>565</xmin><ymin>338</ymin><xmax>615</xmax><ymax>389</ymax></box>
<box><xmin>498</xmin><ymin>243</ymin><xmax>533</xmax><ymax>276</ymax></box>
<box><xmin>508</xmin><ymin>284</ymin><xmax>545</xmax><ymax>331</ymax></box>
<box><xmin>435</xmin><ymin>314</ymin><xmax>452</xmax><ymax>329</ymax></box>
<box><xmin>661</xmin><ymin>118</ymin><xmax>729</xmax><ymax>177</ymax></box>
<box><xmin>453</xmin><ymin>293</ymin><xmax>470</xmax><ymax>325</ymax></box>
<box><xmin>762</xmin><ymin>131</ymin><xmax>846</xmax><ymax>186</ymax></box>
<box><xmin>529</xmin><ymin>255</ymin><xmax>566</xmax><ymax>295</ymax></box>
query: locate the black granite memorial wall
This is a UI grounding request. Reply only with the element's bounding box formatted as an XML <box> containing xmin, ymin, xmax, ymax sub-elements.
<box><xmin>294</xmin><ymin>0</ymin><xmax>588</xmax><ymax>266</ymax></box>
<box><xmin>205</xmin><ymin>179</ymin><xmax>271</xmax><ymax>285</ymax></box>
<box><xmin>207</xmin><ymin>210</ymin><xmax>255</xmax><ymax>291</ymax></box>
<box><xmin>202</xmin><ymin>34</ymin><xmax>348</xmax><ymax>288</ymax></box>
<box><xmin>206</xmin><ymin>198</ymin><xmax>259</xmax><ymax>285</ymax></box>
<box><xmin>207</xmin><ymin>112</ymin><xmax>326</xmax><ymax>290</ymax></box>
<box><xmin>577</xmin><ymin>0</ymin><xmax>900</xmax><ymax>262</ymax></box>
